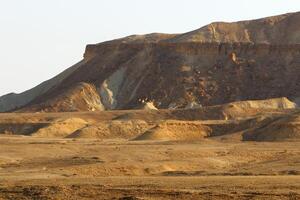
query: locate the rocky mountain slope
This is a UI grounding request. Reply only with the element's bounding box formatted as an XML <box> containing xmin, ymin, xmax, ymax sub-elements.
<box><xmin>1</xmin><ymin>12</ymin><xmax>300</xmax><ymax>112</ymax></box>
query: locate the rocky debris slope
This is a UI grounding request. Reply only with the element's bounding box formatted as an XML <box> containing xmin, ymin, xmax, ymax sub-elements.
<box><xmin>20</xmin><ymin>82</ymin><xmax>104</xmax><ymax>112</ymax></box>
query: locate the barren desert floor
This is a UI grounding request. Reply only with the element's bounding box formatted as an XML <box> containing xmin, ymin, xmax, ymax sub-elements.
<box><xmin>0</xmin><ymin>135</ymin><xmax>300</xmax><ymax>199</ymax></box>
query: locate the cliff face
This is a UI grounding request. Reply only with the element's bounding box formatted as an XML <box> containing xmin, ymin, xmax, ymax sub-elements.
<box><xmin>2</xmin><ymin>12</ymin><xmax>300</xmax><ymax>112</ymax></box>
<box><xmin>18</xmin><ymin>42</ymin><xmax>300</xmax><ymax>112</ymax></box>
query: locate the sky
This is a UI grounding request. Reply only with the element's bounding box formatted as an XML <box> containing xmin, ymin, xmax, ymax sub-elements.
<box><xmin>0</xmin><ymin>0</ymin><xmax>300</xmax><ymax>96</ymax></box>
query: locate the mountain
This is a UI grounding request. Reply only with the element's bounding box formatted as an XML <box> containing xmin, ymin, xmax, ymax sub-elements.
<box><xmin>1</xmin><ymin>12</ymin><xmax>300</xmax><ymax>112</ymax></box>
<box><xmin>168</xmin><ymin>12</ymin><xmax>300</xmax><ymax>44</ymax></box>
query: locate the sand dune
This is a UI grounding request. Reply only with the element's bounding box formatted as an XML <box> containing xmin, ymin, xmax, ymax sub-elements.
<box><xmin>134</xmin><ymin>120</ymin><xmax>211</xmax><ymax>141</ymax></box>
<box><xmin>33</xmin><ymin>118</ymin><xmax>87</xmax><ymax>138</ymax></box>
<box><xmin>68</xmin><ymin>120</ymin><xmax>150</xmax><ymax>139</ymax></box>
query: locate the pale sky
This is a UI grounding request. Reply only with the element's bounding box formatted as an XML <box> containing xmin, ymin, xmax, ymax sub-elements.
<box><xmin>0</xmin><ymin>0</ymin><xmax>299</xmax><ymax>96</ymax></box>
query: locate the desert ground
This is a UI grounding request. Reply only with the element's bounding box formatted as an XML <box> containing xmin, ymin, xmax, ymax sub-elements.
<box><xmin>0</xmin><ymin>136</ymin><xmax>300</xmax><ymax>199</ymax></box>
<box><xmin>0</xmin><ymin>101</ymin><xmax>300</xmax><ymax>199</ymax></box>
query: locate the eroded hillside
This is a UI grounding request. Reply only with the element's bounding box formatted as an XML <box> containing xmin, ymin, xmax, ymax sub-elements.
<box><xmin>18</xmin><ymin>42</ymin><xmax>300</xmax><ymax>112</ymax></box>
<box><xmin>1</xmin><ymin>12</ymin><xmax>300</xmax><ymax>112</ymax></box>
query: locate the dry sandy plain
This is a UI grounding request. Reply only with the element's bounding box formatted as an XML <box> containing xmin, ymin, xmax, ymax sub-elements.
<box><xmin>1</xmin><ymin>136</ymin><xmax>300</xmax><ymax>199</ymax></box>
<box><xmin>0</xmin><ymin>102</ymin><xmax>300</xmax><ymax>199</ymax></box>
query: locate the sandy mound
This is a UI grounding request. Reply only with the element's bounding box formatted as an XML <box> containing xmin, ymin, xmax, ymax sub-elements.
<box><xmin>226</xmin><ymin>97</ymin><xmax>296</xmax><ymax>110</ymax></box>
<box><xmin>67</xmin><ymin>120</ymin><xmax>150</xmax><ymax>139</ymax></box>
<box><xmin>243</xmin><ymin>115</ymin><xmax>300</xmax><ymax>141</ymax></box>
<box><xmin>33</xmin><ymin>118</ymin><xmax>87</xmax><ymax>138</ymax></box>
<box><xmin>168</xmin><ymin>98</ymin><xmax>295</xmax><ymax>122</ymax></box>
<box><xmin>212</xmin><ymin>97</ymin><xmax>297</xmax><ymax>120</ymax></box>
<box><xmin>134</xmin><ymin>120</ymin><xmax>212</xmax><ymax>141</ymax></box>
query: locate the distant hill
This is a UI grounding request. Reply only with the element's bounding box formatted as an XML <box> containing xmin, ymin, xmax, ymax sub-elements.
<box><xmin>1</xmin><ymin>12</ymin><xmax>300</xmax><ymax>112</ymax></box>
